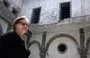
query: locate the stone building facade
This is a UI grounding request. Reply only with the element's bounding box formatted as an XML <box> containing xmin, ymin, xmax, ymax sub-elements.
<box><xmin>21</xmin><ymin>0</ymin><xmax>90</xmax><ymax>58</ymax></box>
<box><xmin>1</xmin><ymin>0</ymin><xmax>90</xmax><ymax>58</ymax></box>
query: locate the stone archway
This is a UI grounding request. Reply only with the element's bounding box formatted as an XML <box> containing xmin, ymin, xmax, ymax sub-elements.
<box><xmin>46</xmin><ymin>34</ymin><xmax>79</xmax><ymax>58</ymax></box>
<box><xmin>29</xmin><ymin>40</ymin><xmax>41</xmax><ymax>51</ymax></box>
<box><xmin>46</xmin><ymin>34</ymin><xmax>79</xmax><ymax>50</ymax></box>
<box><xmin>29</xmin><ymin>40</ymin><xmax>41</xmax><ymax>58</ymax></box>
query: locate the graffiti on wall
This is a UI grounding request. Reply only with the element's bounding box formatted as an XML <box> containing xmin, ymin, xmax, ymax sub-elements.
<box><xmin>40</xmin><ymin>8</ymin><xmax>58</xmax><ymax>24</ymax></box>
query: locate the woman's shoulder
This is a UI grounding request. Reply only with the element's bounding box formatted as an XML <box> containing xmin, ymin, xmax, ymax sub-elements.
<box><xmin>1</xmin><ymin>31</ymin><xmax>14</xmax><ymax>37</ymax></box>
<box><xmin>0</xmin><ymin>30</ymin><xmax>15</xmax><ymax>41</ymax></box>
<box><xmin>0</xmin><ymin>31</ymin><xmax>16</xmax><ymax>46</ymax></box>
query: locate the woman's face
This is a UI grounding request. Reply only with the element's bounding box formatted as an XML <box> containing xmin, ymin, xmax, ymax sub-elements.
<box><xmin>15</xmin><ymin>19</ymin><xmax>29</xmax><ymax>36</ymax></box>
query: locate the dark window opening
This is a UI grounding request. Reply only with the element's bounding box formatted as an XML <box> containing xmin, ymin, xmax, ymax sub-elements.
<box><xmin>31</xmin><ymin>7</ymin><xmax>41</xmax><ymax>24</ymax></box>
<box><xmin>60</xmin><ymin>2</ymin><xmax>70</xmax><ymax>20</ymax></box>
<box><xmin>57</xmin><ymin>43</ymin><xmax>67</xmax><ymax>54</ymax></box>
<box><xmin>3</xmin><ymin>0</ymin><xmax>10</xmax><ymax>8</ymax></box>
<box><xmin>12</xmin><ymin>7</ymin><xmax>18</xmax><ymax>15</ymax></box>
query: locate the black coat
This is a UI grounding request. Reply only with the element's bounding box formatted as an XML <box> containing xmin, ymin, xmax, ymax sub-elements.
<box><xmin>0</xmin><ymin>31</ymin><xmax>30</xmax><ymax>58</ymax></box>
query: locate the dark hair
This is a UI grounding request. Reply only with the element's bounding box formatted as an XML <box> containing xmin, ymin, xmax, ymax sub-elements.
<box><xmin>12</xmin><ymin>16</ymin><xmax>29</xmax><ymax>31</ymax></box>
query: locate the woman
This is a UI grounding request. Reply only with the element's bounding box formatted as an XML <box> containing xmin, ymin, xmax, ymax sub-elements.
<box><xmin>0</xmin><ymin>16</ymin><xmax>30</xmax><ymax>58</ymax></box>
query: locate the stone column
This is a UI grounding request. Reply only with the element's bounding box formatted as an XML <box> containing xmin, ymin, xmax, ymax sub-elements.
<box><xmin>79</xmin><ymin>28</ymin><xmax>87</xmax><ymax>58</ymax></box>
<box><xmin>40</xmin><ymin>31</ymin><xmax>47</xmax><ymax>58</ymax></box>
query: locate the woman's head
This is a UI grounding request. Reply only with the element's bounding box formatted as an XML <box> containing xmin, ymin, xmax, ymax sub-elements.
<box><xmin>12</xmin><ymin>16</ymin><xmax>29</xmax><ymax>36</ymax></box>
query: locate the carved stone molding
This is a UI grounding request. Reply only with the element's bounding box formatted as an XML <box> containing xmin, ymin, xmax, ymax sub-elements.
<box><xmin>46</xmin><ymin>34</ymin><xmax>79</xmax><ymax>51</ymax></box>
